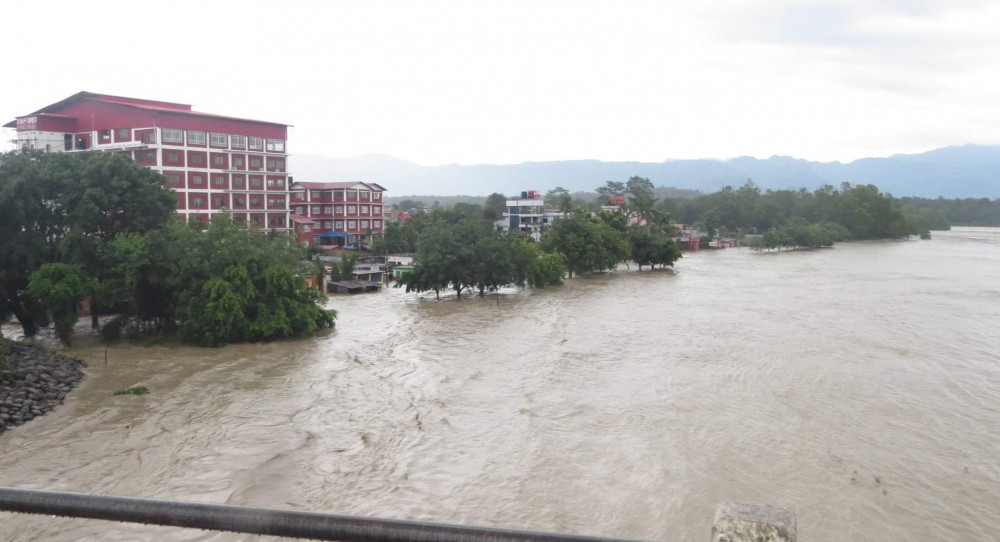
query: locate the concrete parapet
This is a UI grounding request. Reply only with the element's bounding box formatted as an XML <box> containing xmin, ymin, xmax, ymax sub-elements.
<box><xmin>712</xmin><ymin>503</ymin><xmax>796</xmax><ymax>542</ymax></box>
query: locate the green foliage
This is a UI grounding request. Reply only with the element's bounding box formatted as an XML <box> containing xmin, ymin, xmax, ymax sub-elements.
<box><xmin>595</xmin><ymin>180</ymin><xmax>626</xmax><ymax>205</ymax></box>
<box><xmin>540</xmin><ymin>211</ymin><xmax>630</xmax><ymax>277</ymax></box>
<box><xmin>113</xmin><ymin>386</ymin><xmax>149</xmax><ymax>396</ymax></box>
<box><xmin>452</xmin><ymin>202</ymin><xmax>483</xmax><ymax>216</ymax></box>
<box><xmin>312</xmin><ymin>259</ymin><xmax>326</xmax><ymax>292</ymax></box>
<box><xmin>900</xmin><ymin>197</ymin><xmax>1000</xmax><ymax>227</ymax></box>
<box><xmin>27</xmin><ymin>263</ymin><xmax>94</xmax><ymax>345</ymax></box>
<box><xmin>626</xmin><ymin>176</ymin><xmax>655</xmax><ymax>199</ymax></box>
<box><xmin>483</xmin><ymin>192</ymin><xmax>507</xmax><ymax>220</ymax></box>
<box><xmin>545</xmin><ymin>187</ymin><xmax>573</xmax><ymax>212</ymax></box>
<box><xmin>627</xmin><ymin>228</ymin><xmax>682</xmax><ymax>270</ymax></box>
<box><xmin>17</xmin><ymin>337</ymin><xmax>45</xmax><ymax>351</ymax></box>
<box><xmin>666</xmin><ymin>180</ymin><xmax>925</xmax><ymax>241</ymax></box>
<box><xmin>0</xmin><ymin>150</ymin><xmax>175</xmax><ymax>338</ymax></box>
<box><xmin>132</xmin><ymin>218</ymin><xmax>337</xmax><ymax>346</ymax></box>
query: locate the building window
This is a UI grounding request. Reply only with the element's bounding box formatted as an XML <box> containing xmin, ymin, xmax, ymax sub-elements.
<box><xmin>233</xmin><ymin>176</ymin><xmax>245</xmax><ymax>187</ymax></box>
<box><xmin>334</xmin><ymin>205</ymin><xmax>343</xmax><ymax>215</ymax></box>
<box><xmin>100</xmin><ymin>130</ymin><xmax>111</xmax><ymax>141</ymax></box>
<box><xmin>301</xmin><ymin>225</ymin><xmax>310</xmax><ymax>233</ymax></box>
<box><xmin>373</xmin><ymin>205</ymin><xmax>382</xmax><ymax>215</ymax></box>
<box><xmin>373</xmin><ymin>192</ymin><xmax>381</xmax><ymax>200</ymax></box>
<box><xmin>266</xmin><ymin>139</ymin><xmax>285</xmax><ymax>152</ymax></box>
<box><xmin>360</xmin><ymin>205</ymin><xmax>369</xmax><ymax>215</ymax></box>
<box><xmin>192</xmin><ymin>154</ymin><xmax>204</xmax><ymax>166</ymax></box>
<box><xmin>210</xmin><ymin>133</ymin><xmax>227</xmax><ymax>147</ymax></box>
<box><xmin>233</xmin><ymin>157</ymin><xmax>244</xmax><ymax>167</ymax></box>
<box><xmin>347</xmin><ymin>205</ymin><xmax>356</xmax><ymax>214</ymax></box>
<box><xmin>248</xmin><ymin>137</ymin><xmax>263</xmax><ymax>150</ymax></box>
<box><xmin>323</xmin><ymin>206</ymin><xmax>332</xmax><ymax>214</ymax></box>
<box><xmin>187</xmin><ymin>131</ymin><xmax>206</xmax><ymax>145</ymax></box>
<box><xmin>214</xmin><ymin>176</ymin><xmax>225</xmax><ymax>186</ymax></box>
<box><xmin>361</xmin><ymin>220</ymin><xmax>369</xmax><ymax>229</ymax></box>
<box><xmin>267</xmin><ymin>178</ymin><xmax>275</xmax><ymax>188</ymax></box>
<box><xmin>251</xmin><ymin>176</ymin><xmax>262</xmax><ymax>187</ymax></box>
<box><xmin>193</xmin><ymin>197</ymin><xmax>203</xmax><ymax>207</ymax></box>
<box><xmin>347</xmin><ymin>189</ymin><xmax>357</xmax><ymax>200</ymax></box>
<box><xmin>214</xmin><ymin>197</ymin><xmax>225</xmax><ymax>207</ymax></box>
<box><xmin>166</xmin><ymin>174</ymin><xmax>180</xmax><ymax>185</ymax></box>
<box><xmin>213</xmin><ymin>155</ymin><xmax>224</xmax><ymax>166</ymax></box>
<box><xmin>310</xmin><ymin>190</ymin><xmax>321</xmax><ymax>199</ymax></box>
<box><xmin>348</xmin><ymin>220</ymin><xmax>356</xmax><ymax>229</ymax></box>
<box><xmin>373</xmin><ymin>220</ymin><xmax>381</xmax><ymax>229</ymax></box>
<box><xmin>250</xmin><ymin>157</ymin><xmax>262</xmax><ymax>169</ymax></box>
<box><xmin>293</xmin><ymin>192</ymin><xmax>304</xmax><ymax>201</ymax></box>
<box><xmin>231</xmin><ymin>135</ymin><xmax>246</xmax><ymax>148</ymax></box>
<box><xmin>117</xmin><ymin>128</ymin><xmax>129</xmax><ymax>138</ymax></box>
<box><xmin>191</xmin><ymin>175</ymin><xmax>203</xmax><ymax>186</ymax></box>
<box><xmin>162</xmin><ymin>129</ymin><xmax>183</xmax><ymax>143</ymax></box>
<box><xmin>251</xmin><ymin>197</ymin><xmax>261</xmax><ymax>206</ymax></box>
<box><xmin>335</xmin><ymin>220</ymin><xmax>344</xmax><ymax>230</ymax></box>
<box><xmin>252</xmin><ymin>216</ymin><xmax>262</xmax><ymax>225</ymax></box>
<box><xmin>311</xmin><ymin>205</ymin><xmax>321</xmax><ymax>214</ymax></box>
<box><xmin>167</xmin><ymin>152</ymin><xmax>179</xmax><ymax>164</ymax></box>
<box><xmin>141</xmin><ymin>132</ymin><xmax>157</xmax><ymax>144</ymax></box>
<box><xmin>235</xmin><ymin>197</ymin><xmax>245</xmax><ymax>206</ymax></box>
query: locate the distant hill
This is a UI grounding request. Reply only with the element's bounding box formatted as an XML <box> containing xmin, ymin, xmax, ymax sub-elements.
<box><xmin>289</xmin><ymin>145</ymin><xmax>1000</xmax><ymax>198</ymax></box>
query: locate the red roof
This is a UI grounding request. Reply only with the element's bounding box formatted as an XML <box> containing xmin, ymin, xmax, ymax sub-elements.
<box><xmin>289</xmin><ymin>215</ymin><xmax>313</xmax><ymax>225</ymax></box>
<box><xmin>4</xmin><ymin>91</ymin><xmax>290</xmax><ymax>128</ymax></box>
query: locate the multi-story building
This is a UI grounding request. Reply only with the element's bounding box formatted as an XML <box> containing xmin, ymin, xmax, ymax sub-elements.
<box><xmin>4</xmin><ymin>91</ymin><xmax>291</xmax><ymax>229</ymax></box>
<box><xmin>288</xmin><ymin>181</ymin><xmax>386</xmax><ymax>247</ymax></box>
<box><xmin>495</xmin><ymin>189</ymin><xmax>564</xmax><ymax>241</ymax></box>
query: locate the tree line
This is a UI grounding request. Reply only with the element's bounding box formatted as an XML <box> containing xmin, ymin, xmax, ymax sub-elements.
<box><xmin>653</xmin><ymin>180</ymin><xmax>933</xmax><ymax>241</ymax></box>
<box><xmin>378</xmin><ymin>204</ymin><xmax>683</xmax><ymax>299</ymax></box>
<box><xmin>0</xmin><ymin>150</ymin><xmax>333</xmax><ymax>346</ymax></box>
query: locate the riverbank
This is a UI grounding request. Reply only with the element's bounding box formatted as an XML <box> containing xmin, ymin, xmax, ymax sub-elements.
<box><xmin>0</xmin><ymin>339</ymin><xmax>86</xmax><ymax>433</ymax></box>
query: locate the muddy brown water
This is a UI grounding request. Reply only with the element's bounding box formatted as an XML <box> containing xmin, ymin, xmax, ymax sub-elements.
<box><xmin>1</xmin><ymin>227</ymin><xmax>998</xmax><ymax>541</ymax></box>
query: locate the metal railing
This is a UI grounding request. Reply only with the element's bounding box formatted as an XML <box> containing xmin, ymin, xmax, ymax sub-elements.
<box><xmin>0</xmin><ymin>488</ymin><xmax>636</xmax><ymax>542</ymax></box>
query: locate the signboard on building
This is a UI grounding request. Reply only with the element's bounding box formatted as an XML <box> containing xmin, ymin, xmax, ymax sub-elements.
<box><xmin>15</xmin><ymin>117</ymin><xmax>37</xmax><ymax>131</ymax></box>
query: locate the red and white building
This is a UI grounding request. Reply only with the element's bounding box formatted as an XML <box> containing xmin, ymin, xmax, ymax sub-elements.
<box><xmin>4</xmin><ymin>91</ymin><xmax>291</xmax><ymax>229</ymax></box>
<box><xmin>288</xmin><ymin>181</ymin><xmax>386</xmax><ymax>247</ymax></box>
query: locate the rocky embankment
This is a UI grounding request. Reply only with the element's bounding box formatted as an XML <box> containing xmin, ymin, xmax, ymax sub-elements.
<box><xmin>0</xmin><ymin>339</ymin><xmax>86</xmax><ymax>433</ymax></box>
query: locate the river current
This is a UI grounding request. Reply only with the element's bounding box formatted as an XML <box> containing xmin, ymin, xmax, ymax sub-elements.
<box><xmin>1</xmin><ymin>227</ymin><xmax>998</xmax><ymax>541</ymax></box>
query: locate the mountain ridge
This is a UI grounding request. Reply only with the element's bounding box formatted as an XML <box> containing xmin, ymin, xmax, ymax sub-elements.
<box><xmin>289</xmin><ymin>144</ymin><xmax>1000</xmax><ymax>198</ymax></box>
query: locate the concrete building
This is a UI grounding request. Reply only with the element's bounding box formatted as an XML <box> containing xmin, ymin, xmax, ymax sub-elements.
<box><xmin>288</xmin><ymin>181</ymin><xmax>386</xmax><ymax>247</ymax></box>
<box><xmin>495</xmin><ymin>189</ymin><xmax>565</xmax><ymax>241</ymax></box>
<box><xmin>4</xmin><ymin>91</ymin><xmax>291</xmax><ymax>229</ymax></box>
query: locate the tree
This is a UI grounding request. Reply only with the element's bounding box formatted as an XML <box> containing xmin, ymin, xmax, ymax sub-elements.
<box><xmin>453</xmin><ymin>202</ymin><xmax>483</xmax><ymax>216</ymax></box>
<box><xmin>626</xmin><ymin>176</ymin><xmax>655</xmax><ymax>199</ymax></box>
<box><xmin>696</xmin><ymin>210</ymin><xmax>722</xmax><ymax>239</ymax></box>
<box><xmin>540</xmin><ymin>211</ymin><xmax>629</xmax><ymax>277</ymax></box>
<box><xmin>0</xmin><ymin>150</ymin><xmax>175</xmax><ymax>337</ymax></box>
<box><xmin>595</xmin><ymin>180</ymin><xmax>626</xmax><ymax>205</ymax></box>
<box><xmin>545</xmin><ymin>187</ymin><xmax>573</xmax><ymax>212</ymax></box>
<box><xmin>27</xmin><ymin>264</ymin><xmax>94</xmax><ymax>345</ymax></box>
<box><xmin>483</xmin><ymin>192</ymin><xmax>507</xmax><ymax>221</ymax></box>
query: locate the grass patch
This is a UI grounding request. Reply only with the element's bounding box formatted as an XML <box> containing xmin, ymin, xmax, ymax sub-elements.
<box><xmin>17</xmin><ymin>337</ymin><xmax>45</xmax><ymax>350</ymax></box>
<box><xmin>113</xmin><ymin>386</ymin><xmax>149</xmax><ymax>396</ymax></box>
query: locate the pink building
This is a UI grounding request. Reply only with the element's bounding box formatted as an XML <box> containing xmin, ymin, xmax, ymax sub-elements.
<box><xmin>5</xmin><ymin>91</ymin><xmax>291</xmax><ymax>229</ymax></box>
<box><xmin>288</xmin><ymin>181</ymin><xmax>387</xmax><ymax>247</ymax></box>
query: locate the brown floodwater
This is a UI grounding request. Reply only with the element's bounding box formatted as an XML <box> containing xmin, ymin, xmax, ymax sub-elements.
<box><xmin>1</xmin><ymin>227</ymin><xmax>998</xmax><ymax>541</ymax></box>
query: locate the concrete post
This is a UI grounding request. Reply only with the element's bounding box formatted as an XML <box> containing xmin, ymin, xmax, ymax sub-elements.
<box><xmin>712</xmin><ymin>503</ymin><xmax>796</xmax><ymax>542</ymax></box>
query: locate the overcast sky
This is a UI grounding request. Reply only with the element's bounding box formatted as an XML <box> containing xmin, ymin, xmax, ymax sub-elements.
<box><xmin>3</xmin><ymin>0</ymin><xmax>999</xmax><ymax>165</ymax></box>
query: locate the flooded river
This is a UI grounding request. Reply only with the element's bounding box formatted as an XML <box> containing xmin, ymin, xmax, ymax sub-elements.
<box><xmin>1</xmin><ymin>227</ymin><xmax>998</xmax><ymax>541</ymax></box>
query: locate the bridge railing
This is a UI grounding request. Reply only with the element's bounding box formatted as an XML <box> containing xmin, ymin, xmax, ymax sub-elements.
<box><xmin>0</xmin><ymin>487</ymin><xmax>795</xmax><ymax>542</ymax></box>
